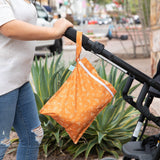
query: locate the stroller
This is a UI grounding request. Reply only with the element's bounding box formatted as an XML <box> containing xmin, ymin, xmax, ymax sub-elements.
<box><xmin>64</xmin><ymin>28</ymin><xmax>160</xmax><ymax>160</ymax></box>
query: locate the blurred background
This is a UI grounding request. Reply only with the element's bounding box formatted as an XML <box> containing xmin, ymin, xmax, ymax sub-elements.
<box><xmin>34</xmin><ymin>0</ymin><xmax>160</xmax><ymax>76</ymax></box>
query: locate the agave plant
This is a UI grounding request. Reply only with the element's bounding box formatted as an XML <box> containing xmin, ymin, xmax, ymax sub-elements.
<box><xmin>67</xmin><ymin>60</ymin><xmax>140</xmax><ymax>160</ymax></box>
<box><xmin>31</xmin><ymin>55</ymin><xmax>72</xmax><ymax>108</ymax></box>
<box><xmin>31</xmin><ymin>56</ymin><xmax>140</xmax><ymax>159</ymax></box>
<box><xmin>31</xmin><ymin>55</ymin><xmax>72</xmax><ymax>157</ymax></box>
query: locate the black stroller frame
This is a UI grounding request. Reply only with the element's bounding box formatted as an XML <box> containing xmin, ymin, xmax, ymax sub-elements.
<box><xmin>64</xmin><ymin>28</ymin><xmax>160</xmax><ymax>160</ymax></box>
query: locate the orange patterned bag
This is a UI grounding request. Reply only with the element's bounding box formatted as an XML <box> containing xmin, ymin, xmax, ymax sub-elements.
<box><xmin>40</xmin><ymin>31</ymin><xmax>116</xmax><ymax>144</ymax></box>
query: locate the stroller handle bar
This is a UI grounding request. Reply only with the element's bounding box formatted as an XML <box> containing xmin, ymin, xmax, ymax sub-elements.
<box><xmin>64</xmin><ymin>27</ymin><xmax>160</xmax><ymax>92</ymax></box>
<box><xmin>65</xmin><ymin>27</ymin><xmax>160</xmax><ymax>127</ymax></box>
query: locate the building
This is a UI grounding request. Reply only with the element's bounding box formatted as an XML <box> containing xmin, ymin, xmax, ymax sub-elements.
<box><xmin>150</xmin><ymin>0</ymin><xmax>160</xmax><ymax>75</ymax></box>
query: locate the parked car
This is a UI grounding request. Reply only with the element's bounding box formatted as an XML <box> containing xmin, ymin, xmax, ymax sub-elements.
<box><xmin>34</xmin><ymin>2</ymin><xmax>63</xmax><ymax>56</ymax></box>
<box><xmin>35</xmin><ymin>2</ymin><xmax>53</xmax><ymax>22</ymax></box>
<box><xmin>73</xmin><ymin>16</ymin><xmax>81</xmax><ymax>25</ymax></box>
<box><xmin>127</xmin><ymin>17</ymin><xmax>134</xmax><ymax>24</ymax></box>
<box><xmin>133</xmin><ymin>15</ymin><xmax>141</xmax><ymax>24</ymax></box>
<box><xmin>117</xmin><ymin>16</ymin><xmax>128</xmax><ymax>24</ymax></box>
<box><xmin>98</xmin><ymin>17</ymin><xmax>112</xmax><ymax>25</ymax></box>
<box><xmin>73</xmin><ymin>16</ymin><xmax>89</xmax><ymax>25</ymax></box>
<box><xmin>88</xmin><ymin>17</ymin><xmax>98</xmax><ymax>25</ymax></box>
<box><xmin>134</xmin><ymin>18</ymin><xmax>141</xmax><ymax>24</ymax></box>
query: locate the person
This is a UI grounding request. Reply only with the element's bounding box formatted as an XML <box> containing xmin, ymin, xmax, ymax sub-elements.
<box><xmin>106</xmin><ymin>24</ymin><xmax>114</xmax><ymax>40</ymax></box>
<box><xmin>0</xmin><ymin>0</ymin><xmax>73</xmax><ymax>159</ymax></box>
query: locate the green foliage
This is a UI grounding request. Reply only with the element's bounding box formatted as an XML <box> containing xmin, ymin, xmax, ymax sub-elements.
<box><xmin>31</xmin><ymin>55</ymin><xmax>72</xmax><ymax>157</ymax></box>
<box><xmin>142</xmin><ymin>0</ymin><xmax>150</xmax><ymax>26</ymax></box>
<box><xmin>87</xmin><ymin>0</ymin><xmax>112</xmax><ymax>5</ymax></box>
<box><xmin>31</xmin><ymin>55</ymin><xmax>71</xmax><ymax>108</ymax></box>
<box><xmin>31</xmin><ymin>56</ymin><xmax>140</xmax><ymax>159</ymax></box>
<box><xmin>67</xmin><ymin>61</ymin><xmax>140</xmax><ymax>159</ymax></box>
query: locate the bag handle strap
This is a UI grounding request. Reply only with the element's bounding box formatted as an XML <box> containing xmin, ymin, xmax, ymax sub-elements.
<box><xmin>76</xmin><ymin>31</ymin><xmax>82</xmax><ymax>62</ymax></box>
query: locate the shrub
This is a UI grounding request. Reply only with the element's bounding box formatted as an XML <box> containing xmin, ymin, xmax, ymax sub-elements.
<box><xmin>67</xmin><ymin>61</ymin><xmax>140</xmax><ymax>159</ymax></box>
<box><xmin>31</xmin><ymin>55</ymin><xmax>140</xmax><ymax>159</ymax></box>
<box><xmin>31</xmin><ymin>55</ymin><xmax>72</xmax><ymax>157</ymax></box>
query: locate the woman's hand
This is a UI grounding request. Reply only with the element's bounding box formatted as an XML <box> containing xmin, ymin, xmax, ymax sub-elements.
<box><xmin>51</xmin><ymin>18</ymin><xmax>73</xmax><ymax>39</ymax></box>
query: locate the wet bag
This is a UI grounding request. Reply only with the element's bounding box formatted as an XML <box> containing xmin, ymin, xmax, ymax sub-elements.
<box><xmin>40</xmin><ymin>31</ymin><xmax>116</xmax><ymax>144</ymax></box>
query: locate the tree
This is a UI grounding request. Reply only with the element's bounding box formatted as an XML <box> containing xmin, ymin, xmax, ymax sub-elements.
<box><xmin>87</xmin><ymin>0</ymin><xmax>112</xmax><ymax>5</ymax></box>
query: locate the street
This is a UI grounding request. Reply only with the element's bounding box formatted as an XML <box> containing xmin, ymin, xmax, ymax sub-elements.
<box><xmin>75</xmin><ymin>23</ymin><xmax>109</xmax><ymax>36</ymax></box>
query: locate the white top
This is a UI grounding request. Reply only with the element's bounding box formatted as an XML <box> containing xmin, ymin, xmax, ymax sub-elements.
<box><xmin>0</xmin><ymin>0</ymin><xmax>37</xmax><ymax>95</ymax></box>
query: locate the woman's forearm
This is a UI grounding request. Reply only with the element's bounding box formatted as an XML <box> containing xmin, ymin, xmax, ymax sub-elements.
<box><xmin>0</xmin><ymin>20</ymin><xmax>53</xmax><ymax>40</ymax></box>
<box><xmin>0</xmin><ymin>18</ymin><xmax>73</xmax><ymax>40</ymax></box>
